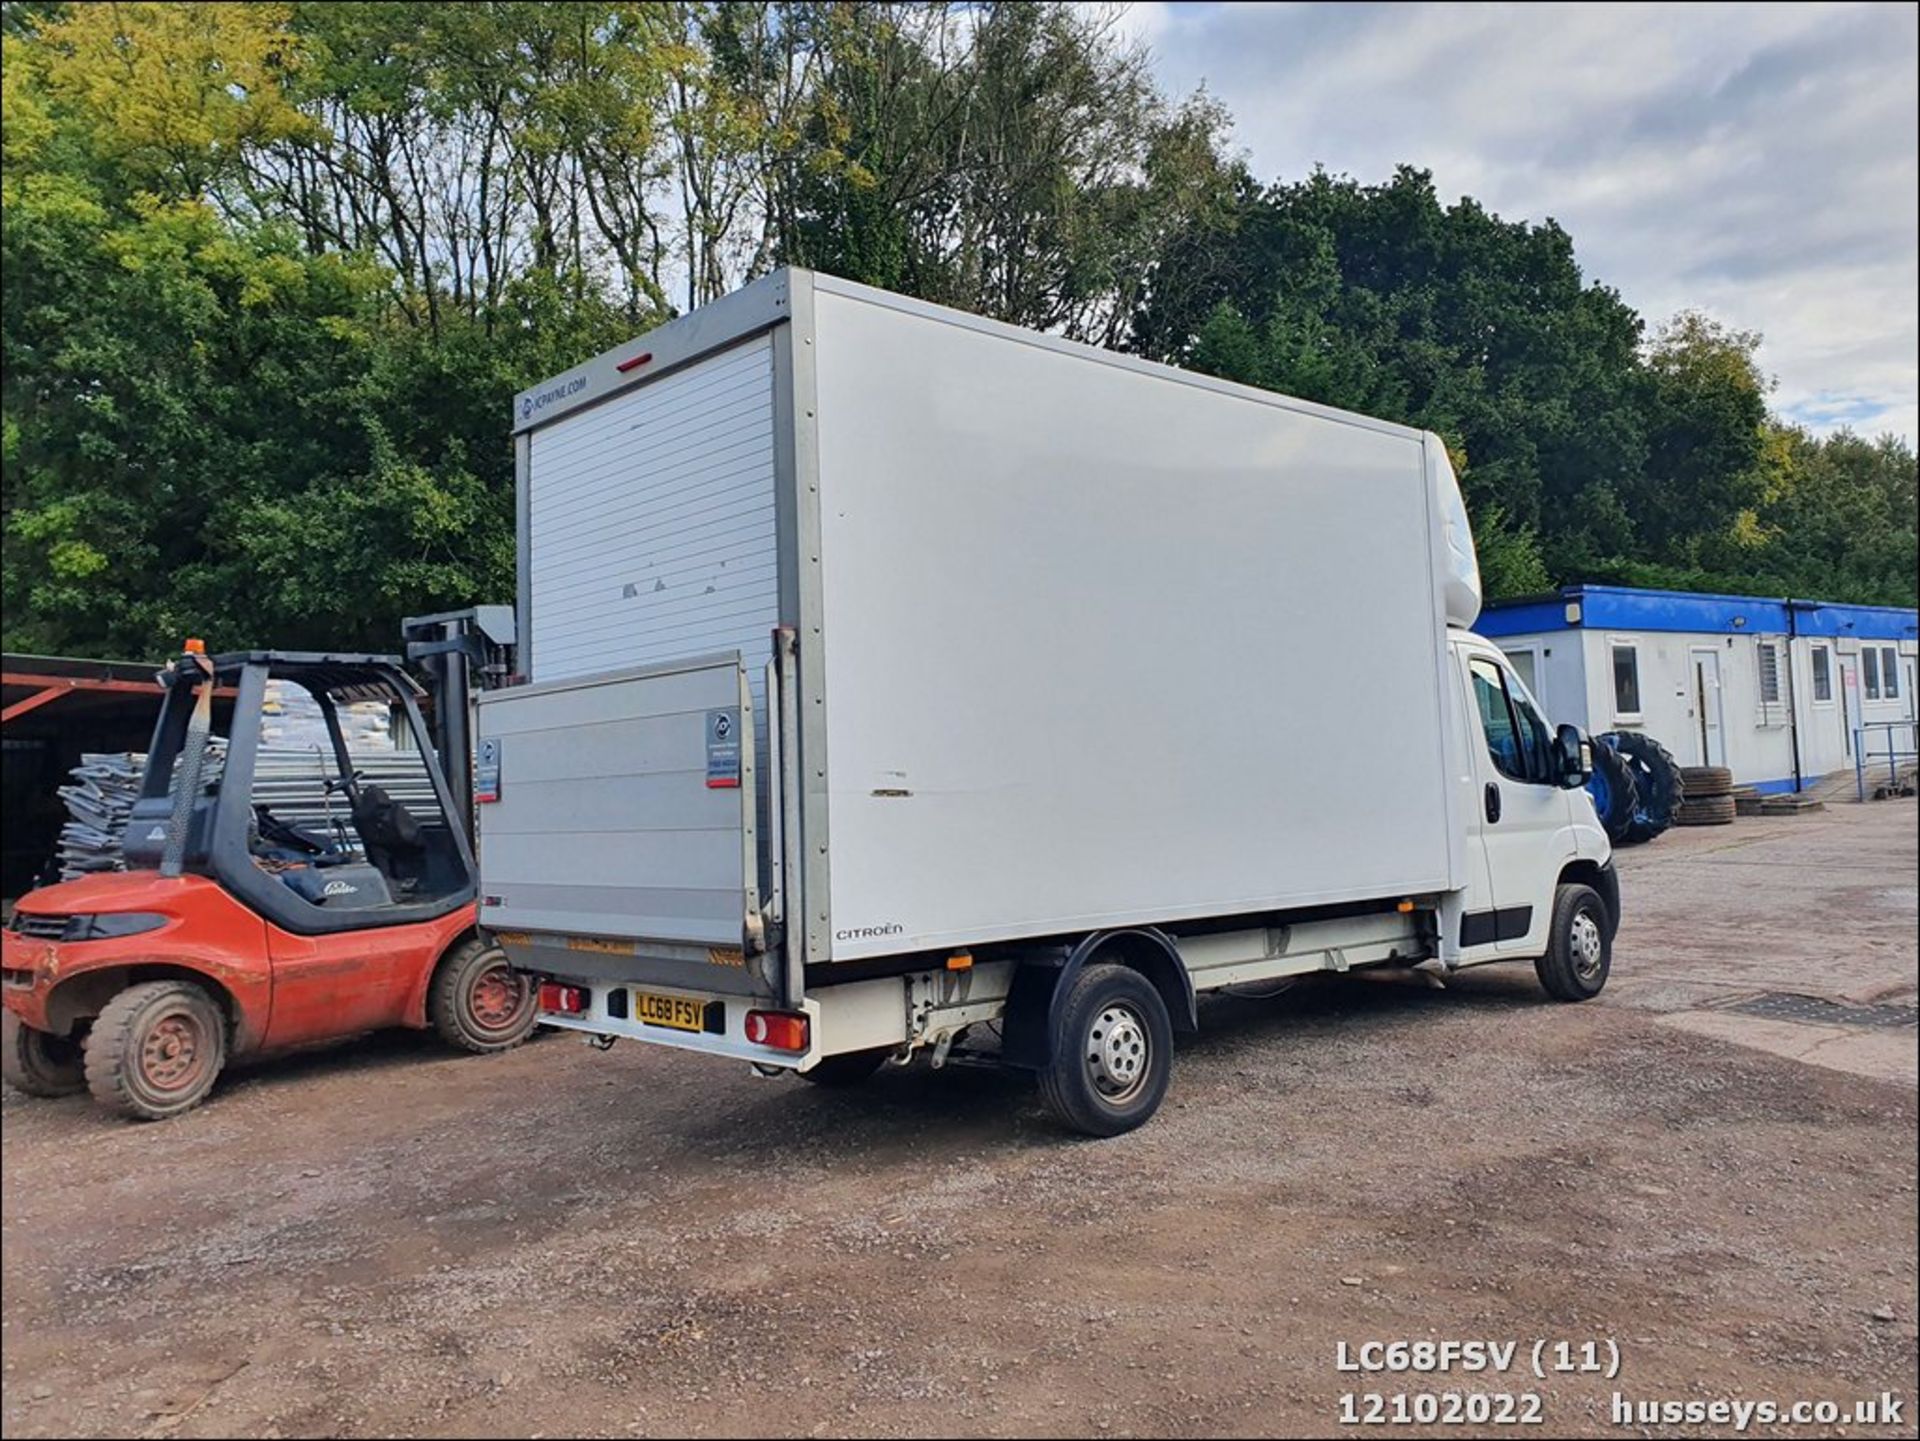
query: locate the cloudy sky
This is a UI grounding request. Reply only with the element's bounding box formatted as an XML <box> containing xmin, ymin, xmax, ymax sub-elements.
<box><xmin>1118</xmin><ymin>1</ymin><xmax>1919</xmax><ymax>443</ymax></box>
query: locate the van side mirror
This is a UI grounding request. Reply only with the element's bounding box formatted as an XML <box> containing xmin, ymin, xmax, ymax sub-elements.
<box><xmin>1555</xmin><ymin>723</ymin><xmax>1591</xmax><ymax>789</ymax></box>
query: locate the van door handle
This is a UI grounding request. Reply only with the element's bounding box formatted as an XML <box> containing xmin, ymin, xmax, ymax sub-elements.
<box><xmin>1484</xmin><ymin>783</ymin><xmax>1502</xmax><ymax>823</ymax></box>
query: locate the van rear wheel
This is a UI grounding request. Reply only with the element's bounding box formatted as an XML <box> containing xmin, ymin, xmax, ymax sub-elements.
<box><xmin>2</xmin><ymin>1012</ymin><xmax>85</xmax><ymax>1097</ymax></box>
<box><xmin>1535</xmin><ymin>883</ymin><xmax>1612</xmax><ymax>1002</ymax></box>
<box><xmin>1037</xmin><ymin>963</ymin><xmax>1173</xmax><ymax>1137</ymax></box>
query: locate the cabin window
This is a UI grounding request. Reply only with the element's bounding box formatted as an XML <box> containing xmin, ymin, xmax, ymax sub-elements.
<box><xmin>1864</xmin><ymin>647</ymin><xmax>1882</xmax><ymax>700</ymax></box>
<box><xmin>1757</xmin><ymin>641</ymin><xmax>1783</xmax><ymax>706</ymax></box>
<box><xmin>1610</xmin><ymin>641</ymin><xmax>1641</xmax><ymax>719</ymax></box>
<box><xmin>1882</xmin><ymin>647</ymin><xmax>1900</xmax><ymax>699</ymax></box>
<box><xmin>1810</xmin><ymin>644</ymin><xmax>1833</xmax><ymax>704</ymax></box>
<box><xmin>1506</xmin><ymin>648</ymin><xmax>1540</xmax><ymax>706</ymax></box>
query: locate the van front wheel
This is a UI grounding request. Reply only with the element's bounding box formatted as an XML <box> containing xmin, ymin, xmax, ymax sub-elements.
<box><xmin>1535</xmin><ymin>883</ymin><xmax>1612</xmax><ymax>1001</ymax></box>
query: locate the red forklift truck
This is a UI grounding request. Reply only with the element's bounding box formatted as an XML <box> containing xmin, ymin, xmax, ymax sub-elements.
<box><xmin>1</xmin><ymin>612</ymin><xmax>535</xmax><ymax>1119</ymax></box>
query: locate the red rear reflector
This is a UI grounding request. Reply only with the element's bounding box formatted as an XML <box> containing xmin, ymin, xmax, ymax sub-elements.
<box><xmin>615</xmin><ymin>351</ymin><xmax>654</xmax><ymax>373</ymax></box>
<box><xmin>744</xmin><ymin>1010</ymin><xmax>808</xmax><ymax>1052</ymax></box>
<box><xmin>539</xmin><ymin>982</ymin><xmax>587</xmax><ymax>1014</ymax></box>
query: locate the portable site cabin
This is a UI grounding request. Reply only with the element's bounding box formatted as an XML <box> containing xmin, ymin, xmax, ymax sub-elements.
<box><xmin>1477</xmin><ymin>586</ymin><xmax>1920</xmax><ymax>792</ymax></box>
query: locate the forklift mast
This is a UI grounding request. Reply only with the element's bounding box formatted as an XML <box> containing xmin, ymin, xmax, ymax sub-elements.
<box><xmin>400</xmin><ymin>605</ymin><xmax>517</xmax><ymax>842</ymax></box>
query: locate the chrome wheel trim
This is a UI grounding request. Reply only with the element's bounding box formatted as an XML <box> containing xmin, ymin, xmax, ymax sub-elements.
<box><xmin>1570</xmin><ymin>909</ymin><xmax>1605</xmax><ymax>983</ymax></box>
<box><xmin>1086</xmin><ymin>1002</ymin><xmax>1151</xmax><ymax>1104</ymax></box>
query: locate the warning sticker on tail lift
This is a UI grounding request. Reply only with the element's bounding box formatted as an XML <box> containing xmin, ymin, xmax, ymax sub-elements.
<box><xmin>706</xmin><ymin>709</ymin><xmax>741</xmax><ymax>789</ymax></box>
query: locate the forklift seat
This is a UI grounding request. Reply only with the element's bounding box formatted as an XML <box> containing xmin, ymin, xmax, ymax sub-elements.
<box><xmin>351</xmin><ymin>783</ymin><xmax>424</xmax><ymax>892</ymax></box>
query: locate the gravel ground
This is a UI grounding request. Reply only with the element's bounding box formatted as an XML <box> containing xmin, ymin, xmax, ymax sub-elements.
<box><xmin>3</xmin><ymin>801</ymin><xmax>1915</xmax><ymax>1439</ymax></box>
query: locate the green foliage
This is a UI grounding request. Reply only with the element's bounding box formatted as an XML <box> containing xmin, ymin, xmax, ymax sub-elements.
<box><xmin>1625</xmin><ymin>311</ymin><xmax>1770</xmax><ymax>562</ymax></box>
<box><xmin>1144</xmin><ymin>167</ymin><xmax>1913</xmax><ymax>604</ymax></box>
<box><xmin>1</xmin><ymin>3</ymin><xmax>1912</xmax><ymax>665</ymax></box>
<box><xmin>2</xmin><ymin>1</ymin><xmax>640</xmax><ymax>656</ymax></box>
<box><xmin>771</xmin><ymin>3</ymin><xmax>1242</xmax><ymax>346</ymax></box>
<box><xmin>34</xmin><ymin>0</ymin><xmax>314</xmax><ymax>200</ymax></box>
<box><xmin>1670</xmin><ymin>424</ymin><xmax>1918</xmax><ymax>606</ymax></box>
<box><xmin>1472</xmin><ymin>507</ymin><xmax>1554</xmax><ymax>600</ymax></box>
<box><xmin>1154</xmin><ymin>167</ymin><xmax>1650</xmax><ymax>597</ymax></box>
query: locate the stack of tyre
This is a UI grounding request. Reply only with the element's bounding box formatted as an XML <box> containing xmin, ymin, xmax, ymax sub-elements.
<box><xmin>1587</xmin><ymin>733</ymin><xmax>1687</xmax><ymax>845</ymax></box>
<box><xmin>1674</xmin><ymin>765</ymin><xmax>1736</xmax><ymax>826</ymax></box>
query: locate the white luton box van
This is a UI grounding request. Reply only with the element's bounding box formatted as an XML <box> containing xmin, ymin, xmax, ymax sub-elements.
<box><xmin>477</xmin><ymin>269</ymin><xmax>1616</xmax><ymax>1135</ymax></box>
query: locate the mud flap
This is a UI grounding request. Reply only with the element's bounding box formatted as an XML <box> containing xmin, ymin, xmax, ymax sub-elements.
<box><xmin>998</xmin><ymin>929</ymin><xmax>1198</xmax><ymax>1071</ymax></box>
<box><xmin>997</xmin><ymin>959</ymin><xmax>1065</xmax><ymax>1072</ymax></box>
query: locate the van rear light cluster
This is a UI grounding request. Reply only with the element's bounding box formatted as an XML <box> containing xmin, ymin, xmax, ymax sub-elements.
<box><xmin>538</xmin><ymin>982</ymin><xmax>589</xmax><ymax>1015</ymax></box>
<box><xmin>744</xmin><ymin>1010</ymin><xmax>809</xmax><ymax>1052</ymax></box>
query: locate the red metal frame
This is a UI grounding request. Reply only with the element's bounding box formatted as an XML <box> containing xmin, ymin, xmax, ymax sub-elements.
<box><xmin>0</xmin><ymin>669</ymin><xmax>237</xmax><ymax>725</ymax></box>
<box><xmin>1</xmin><ymin>688</ymin><xmax>65</xmax><ymax>723</ymax></box>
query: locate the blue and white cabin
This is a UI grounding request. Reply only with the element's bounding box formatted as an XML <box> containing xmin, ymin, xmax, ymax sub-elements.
<box><xmin>1476</xmin><ymin>585</ymin><xmax>1919</xmax><ymax>793</ymax></box>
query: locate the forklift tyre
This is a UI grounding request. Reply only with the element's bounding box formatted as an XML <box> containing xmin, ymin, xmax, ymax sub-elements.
<box><xmin>85</xmin><ymin>980</ymin><xmax>228</xmax><ymax>1120</ymax></box>
<box><xmin>430</xmin><ymin>937</ymin><xmax>537</xmax><ymax>1053</ymax></box>
<box><xmin>2</xmin><ymin>1012</ymin><xmax>86</xmax><ymax>1097</ymax></box>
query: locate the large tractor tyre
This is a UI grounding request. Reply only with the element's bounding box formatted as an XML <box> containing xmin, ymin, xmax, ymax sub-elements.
<box><xmin>1534</xmin><ymin>883</ymin><xmax>1613</xmax><ymax>1002</ymax></box>
<box><xmin>1675</xmin><ymin>794</ymin><xmax>1738</xmax><ymax>826</ymax></box>
<box><xmin>84</xmin><ymin>980</ymin><xmax>227</xmax><ymax>1121</ymax></box>
<box><xmin>1037</xmin><ymin>963</ymin><xmax>1175</xmax><ymax>1138</ymax></box>
<box><xmin>798</xmin><ymin>1048</ymin><xmax>893</xmax><ymax>1087</ymax></box>
<box><xmin>2</xmin><ymin>1012</ymin><xmax>86</xmax><ymax>1098</ymax></box>
<box><xmin>1584</xmin><ymin>738</ymin><xmax>1643</xmax><ymax>844</ymax></box>
<box><xmin>429</xmin><ymin>937</ymin><xmax>538</xmax><ymax>1053</ymax></box>
<box><xmin>1603</xmin><ymin>731</ymin><xmax>1686</xmax><ymax>844</ymax></box>
<box><xmin>1679</xmin><ymin>765</ymin><xmax>1734</xmax><ymax>799</ymax></box>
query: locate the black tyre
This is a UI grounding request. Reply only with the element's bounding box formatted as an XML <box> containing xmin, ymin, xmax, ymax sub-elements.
<box><xmin>798</xmin><ymin>1047</ymin><xmax>891</xmax><ymax>1087</ymax></box>
<box><xmin>1603</xmin><ymin>732</ymin><xmax>1686</xmax><ymax>844</ymax></box>
<box><xmin>2</xmin><ymin>1012</ymin><xmax>85</xmax><ymax>1097</ymax></box>
<box><xmin>84</xmin><ymin>980</ymin><xmax>227</xmax><ymax>1120</ymax></box>
<box><xmin>429</xmin><ymin>937</ymin><xmax>537</xmax><ymax>1053</ymax></box>
<box><xmin>1679</xmin><ymin>765</ymin><xmax>1734</xmax><ymax>798</ymax></box>
<box><xmin>1585</xmin><ymin>739</ymin><xmax>1642</xmax><ymax>844</ymax></box>
<box><xmin>1675</xmin><ymin>794</ymin><xmax>1737</xmax><ymax>826</ymax></box>
<box><xmin>1037</xmin><ymin>963</ymin><xmax>1174</xmax><ymax>1137</ymax></box>
<box><xmin>1534</xmin><ymin>883</ymin><xmax>1613</xmax><ymax>1002</ymax></box>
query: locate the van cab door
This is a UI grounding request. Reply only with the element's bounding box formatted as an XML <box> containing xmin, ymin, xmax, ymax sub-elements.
<box><xmin>1459</xmin><ymin>645</ymin><xmax>1570</xmax><ymax>955</ymax></box>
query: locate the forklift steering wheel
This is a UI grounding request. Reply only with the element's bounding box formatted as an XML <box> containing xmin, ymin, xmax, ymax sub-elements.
<box><xmin>324</xmin><ymin>770</ymin><xmax>368</xmax><ymax>796</ymax></box>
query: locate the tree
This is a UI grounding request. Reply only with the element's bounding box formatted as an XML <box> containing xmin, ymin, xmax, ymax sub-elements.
<box><xmin>2</xmin><ymin>1</ymin><xmax>1911</xmax><ymax>663</ymax></box>
<box><xmin>1153</xmin><ymin>167</ymin><xmax>1651</xmax><ymax>598</ymax></box>
<box><xmin>1</xmin><ymin>1</ymin><xmax>640</xmax><ymax>655</ymax></box>
<box><xmin>771</xmin><ymin>2</ymin><xmax>1241</xmax><ymax>343</ymax></box>
<box><xmin>33</xmin><ymin>1</ymin><xmax>313</xmax><ymax>202</ymax></box>
<box><xmin>1701</xmin><ymin>425</ymin><xmax>1919</xmax><ymax>606</ymax></box>
<box><xmin>255</xmin><ymin>2</ymin><xmax>681</xmax><ymax>331</ymax></box>
<box><xmin>1624</xmin><ymin>311</ymin><xmax>1770</xmax><ymax>564</ymax></box>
